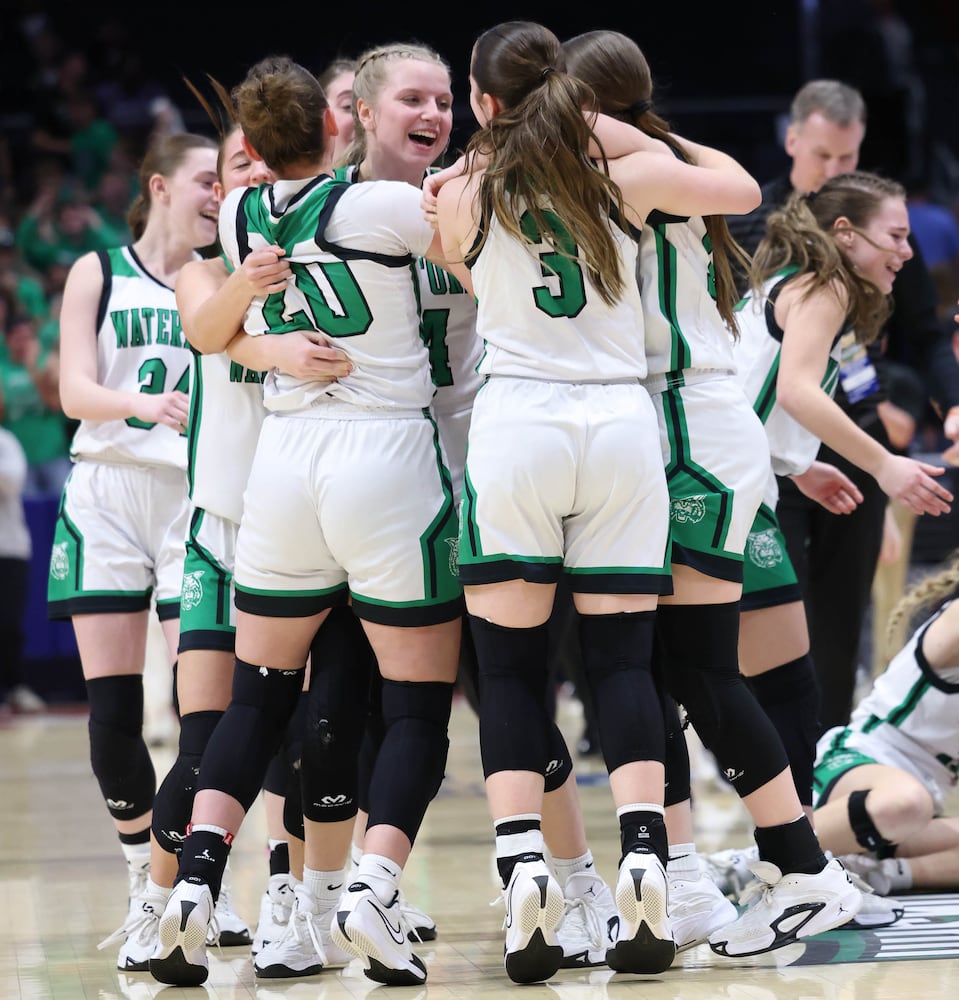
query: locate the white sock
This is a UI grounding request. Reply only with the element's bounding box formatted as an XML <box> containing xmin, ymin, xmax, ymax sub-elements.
<box><xmin>350</xmin><ymin>842</ymin><xmax>363</xmax><ymax>874</ymax></box>
<box><xmin>146</xmin><ymin>877</ymin><xmax>171</xmax><ymax>899</ymax></box>
<box><xmin>667</xmin><ymin>842</ymin><xmax>699</xmax><ymax>875</ymax></box>
<box><xmin>551</xmin><ymin>850</ymin><xmax>596</xmax><ymax>889</ymax></box>
<box><xmin>121</xmin><ymin>842</ymin><xmax>151</xmax><ymax>867</ymax></box>
<box><xmin>883</xmin><ymin>857</ymin><xmax>913</xmax><ymax>892</ymax></box>
<box><xmin>356</xmin><ymin>853</ymin><xmax>402</xmax><ymax>906</ymax></box>
<box><xmin>303</xmin><ymin>865</ymin><xmax>347</xmax><ymax>910</ymax></box>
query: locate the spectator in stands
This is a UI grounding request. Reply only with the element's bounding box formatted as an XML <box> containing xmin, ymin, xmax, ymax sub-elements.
<box><xmin>0</xmin><ymin>424</ymin><xmax>45</xmax><ymax>713</ymax></box>
<box><xmin>0</xmin><ymin>218</ymin><xmax>48</xmax><ymax>320</ymax></box>
<box><xmin>15</xmin><ymin>178</ymin><xmax>113</xmax><ymax>276</ymax></box>
<box><xmin>0</xmin><ymin>309</ymin><xmax>70</xmax><ymax>497</ymax></box>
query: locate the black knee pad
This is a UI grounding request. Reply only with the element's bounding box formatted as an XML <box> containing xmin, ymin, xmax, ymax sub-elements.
<box><xmin>579</xmin><ymin>611</ymin><xmax>663</xmax><ymax>773</ymax></box>
<box><xmin>544</xmin><ymin>721</ymin><xmax>574</xmax><ymax>793</ymax></box>
<box><xmin>263</xmin><ymin>748</ymin><xmax>289</xmax><ymax>797</ymax></box>
<box><xmin>152</xmin><ymin>710</ymin><xmax>222</xmax><ymax>854</ymax></box>
<box><xmin>458</xmin><ymin>613</ymin><xmax>481</xmax><ymax>716</ymax></box>
<box><xmin>299</xmin><ymin>610</ymin><xmax>375</xmax><ymax>823</ymax></box>
<box><xmin>300</xmin><ymin>699</ymin><xmax>367</xmax><ymax>824</ymax></box>
<box><xmin>283</xmin><ymin>763</ymin><xmax>306</xmax><ymax>840</ymax></box>
<box><xmin>171</xmin><ymin>659</ymin><xmax>180</xmax><ymax>719</ymax></box>
<box><xmin>197</xmin><ymin>660</ymin><xmax>304</xmax><ymax>812</ymax></box>
<box><xmin>470</xmin><ymin>615</ymin><xmax>552</xmax><ymax>778</ymax></box>
<box><xmin>662</xmin><ymin>693</ymin><xmax>691</xmax><ymax>807</ymax></box>
<box><xmin>848</xmin><ymin>789</ymin><xmax>898</xmax><ymax>858</ymax></box>
<box><xmin>281</xmin><ymin>690</ymin><xmax>308</xmax><ymax>773</ymax></box>
<box><xmin>747</xmin><ymin>654</ymin><xmax>820</xmax><ymax>805</ymax></box>
<box><xmin>657</xmin><ymin>603</ymin><xmax>789</xmax><ymax>799</ymax></box>
<box><xmin>367</xmin><ymin>679</ymin><xmax>454</xmax><ymax>842</ymax></box>
<box><xmin>86</xmin><ymin>675</ymin><xmax>156</xmax><ymax>821</ymax></box>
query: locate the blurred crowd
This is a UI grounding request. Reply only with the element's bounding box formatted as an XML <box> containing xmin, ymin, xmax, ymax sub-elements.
<box><xmin>0</xmin><ymin>9</ymin><xmax>196</xmax><ymax>504</ymax></box>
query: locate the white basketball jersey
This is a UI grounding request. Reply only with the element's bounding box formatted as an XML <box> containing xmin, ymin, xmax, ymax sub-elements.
<box><xmin>469</xmin><ymin>198</ymin><xmax>646</xmax><ymax>382</ymax></box>
<box><xmin>188</xmin><ymin>348</ymin><xmax>266</xmax><ymax>525</ymax></box>
<box><xmin>415</xmin><ymin>256</ymin><xmax>483</xmax><ymax>416</ymax></box>
<box><xmin>845</xmin><ymin>602</ymin><xmax>959</xmax><ymax>787</ymax></box>
<box><xmin>732</xmin><ymin>270</ymin><xmax>842</xmax><ymax>477</ymax></box>
<box><xmin>70</xmin><ymin>246</ymin><xmax>192</xmax><ymax>468</ymax></box>
<box><xmin>637</xmin><ymin>211</ymin><xmax>736</xmax><ymax>380</ymax></box>
<box><xmin>218</xmin><ymin>177</ymin><xmax>435</xmax><ymax>415</ymax></box>
<box><xmin>333</xmin><ymin>164</ymin><xmax>484</xmax><ymax>417</ymax></box>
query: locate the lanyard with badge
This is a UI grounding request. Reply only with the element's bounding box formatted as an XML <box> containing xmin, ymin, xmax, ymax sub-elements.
<box><xmin>836</xmin><ymin>330</ymin><xmax>880</xmax><ymax>403</ymax></box>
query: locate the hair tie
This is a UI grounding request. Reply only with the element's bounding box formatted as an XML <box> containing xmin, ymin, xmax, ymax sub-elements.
<box><xmin>627</xmin><ymin>99</ymin><xmax>650</xmax><ymax>116</ymax></box>
<box><xmin>540</xmin><ymin>65</ymin><xmax>556</xmax><ymax>81</ymax></box>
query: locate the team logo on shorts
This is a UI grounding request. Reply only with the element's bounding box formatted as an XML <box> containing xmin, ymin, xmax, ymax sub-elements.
<box><xmin>445</xmin><ymin>535</ymin><xmax>459</xmax><ymax>576</ymax></box>
<box><xmin>49</xmin><ymin>541</ymin><xmax>70</xmax><ymax>581</ymax></box>
<box><xmin>746</xmin><ymin>529</ymin><xmax>783</xmax><ymax>569</ymax></box>
<box><xmin>670</xmin><ymin>494</ymin><xmax>707</xmax><ymax>524</ymax></box>
<box><xmin>181</xmin><ymin>570</ymin><xmax>205</xmax><ymax>611</ymax></box>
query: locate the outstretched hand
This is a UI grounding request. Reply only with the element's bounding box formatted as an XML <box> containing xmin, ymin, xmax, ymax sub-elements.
<box><xmin>877</xmin><ymin>454</ymin><xmax>953</xmax><ymax>516</ymax></box>
<box><xmin>790</xmin><ymin>460</ymin><xmax>864</xmax><ymax>515</ymax></box>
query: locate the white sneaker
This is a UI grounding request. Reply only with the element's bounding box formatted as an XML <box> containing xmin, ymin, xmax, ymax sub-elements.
<box><xmin>332</xmin><ymin>881</ymin><xmax>427</xmax><ymax>986</ymax></box>
<box><xmin>498</xmin><ymin>859</ymin><xmax>565</xmax><ymax>984</ymax></box>
<box><xmin>606</xmin><ymin>851</ymin><xmax>675</xmax><ymax>974</ymax></box>
<box><xmin>254</xmin><ymin>881</ymin><xmax>352</xmax><ymax>978</ymax></box>
<box><xmin>6</xmin><ymin>684</ymin><xmax>45</xmax><ymax>713</ymax></box>
<box><xmin>398</xmin><ymin>890</ymin><xmax>437</xmax><ymax>942</ymax></box>
<box><xmin>211</xmin><ymin>871</ymin><xmax>251</xmax><ymax>946</ymax></box>
<box><xmin>708</xmin><ymin>858</ymin><xmax>862</xmax><ymax>957</ymax></box>
<box><xmin>252</xmin><ymin>874</ymin><xmax>294</xmax><ymax>956</ymax></box>
<box><xmin>701</xmin><ymin>844</ymin><xmax>760</xmax><ymax>898</ymax></box>
<box><xmin>844</xmin><ymin>889</ymin><xmax>904</xmax><ymax>929</ymax></box>
<box><xmin>838</xmin><ymin>854</ymin><xmax>911</xmax><ymax>896</ymax></box>
<box><xmin>149</xmin><ymin>880</ymin><xmax>215</xmax><ymax>986</ymax></box>
<box><xmin>98</xmin><ymin>883</ymin><xmax>169</xmax><ymax>971</ymax></box>
<box><xmin>555</xmin><ymin>871</ymin><xmax>617</xmax><ymax>968</ymax></box>
<box><xmin>840</xmin><ymin>871</ymin><xmax>904</xmax><ymax>929</ymax></box>
<box><xmin>669</xmin><ymin>860</ymin><xmax>738</xmax><ymax>951</ymax></box>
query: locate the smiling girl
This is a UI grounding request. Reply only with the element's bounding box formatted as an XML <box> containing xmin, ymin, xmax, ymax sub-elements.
<box><xmin>712</xmin><ymin>170</ymin><xmax>954</xmax><ymax>957</ymax></box>
<box><xmin>47</xmin><ymin>131</ymin><xmax>218</xmax><ymax>961</ymax></box>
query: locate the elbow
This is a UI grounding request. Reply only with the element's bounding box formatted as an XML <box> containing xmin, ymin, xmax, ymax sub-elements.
<box><xmin>733</xmin><ymin>181</ymin><xmax>762</xmax><ymax>215</ymax></box>
<box><xmin>58</xmin><ymin>386</ymin><xmax>81</xmax><ymax>421</ymax></box>
<box><xmin>777</xmin><ymin>384</ymin><xmax>803</xmax><ymax>420</ymax></box>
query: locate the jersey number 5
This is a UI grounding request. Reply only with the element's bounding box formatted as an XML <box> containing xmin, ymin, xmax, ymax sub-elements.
<box><xmin>520</xmin><ymin>210</ymin><xmax>587</xmax><ymax>318</ymax></box>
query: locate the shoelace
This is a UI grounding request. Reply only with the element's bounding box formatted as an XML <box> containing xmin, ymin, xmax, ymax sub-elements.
<box><xmin>270</xmin><ymin>889</ymin><xmax>328</xmax><ymax>965</ymax></box>
<box><xmin>737</xmin><ymin>862</ymin><xmax>784</xmax><ymax>910</ymax></box>
<box><xmin>844</xmin><ymin>870</ymin><xmax>875</xmax><ymax>896</ymax></box>
<box><xmin>563</xmin><ymin>895</ymin><xmax>606</xmax><ymax>951</ymax></box>
<box><xmin>397</xmin><ymin>892</ymin><xmax>432</xmax><ymax>943</ymax></box>
<box><xmin>489</xmin><ymin>891</ymin><xmax>509</xmax><ymax>930</ymax></box>
<box><xmin>96</xmin><ymin>899</ymin><xmax>162</xmax><ymax>951</ymax></box>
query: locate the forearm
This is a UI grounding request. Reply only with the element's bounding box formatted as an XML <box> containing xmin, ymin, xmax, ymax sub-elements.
<box><xmin>780</xmin><ymin>385</ymin><xmax>890</xmax><ymax>481</ymax></box>
<box><xmin>60</xmin><ymin>376</ymin><xmax>143</xmax><ymax>423</ymax></box>
<box><xmin>186</xmin><ymin>270</ymin><xmax>258</xmax><ymax>354</ymax></box>
<box><xmin>226</xmin><ymin>331</ymin><xmax>275</xmax><ymax>371</ymax></box>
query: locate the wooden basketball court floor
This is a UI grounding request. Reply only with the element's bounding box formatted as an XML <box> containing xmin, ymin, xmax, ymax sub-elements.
<box><xmin>3</xmin><ymin>689</ymin><xmax>958</xmax><ymax>1000</ymax></box>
